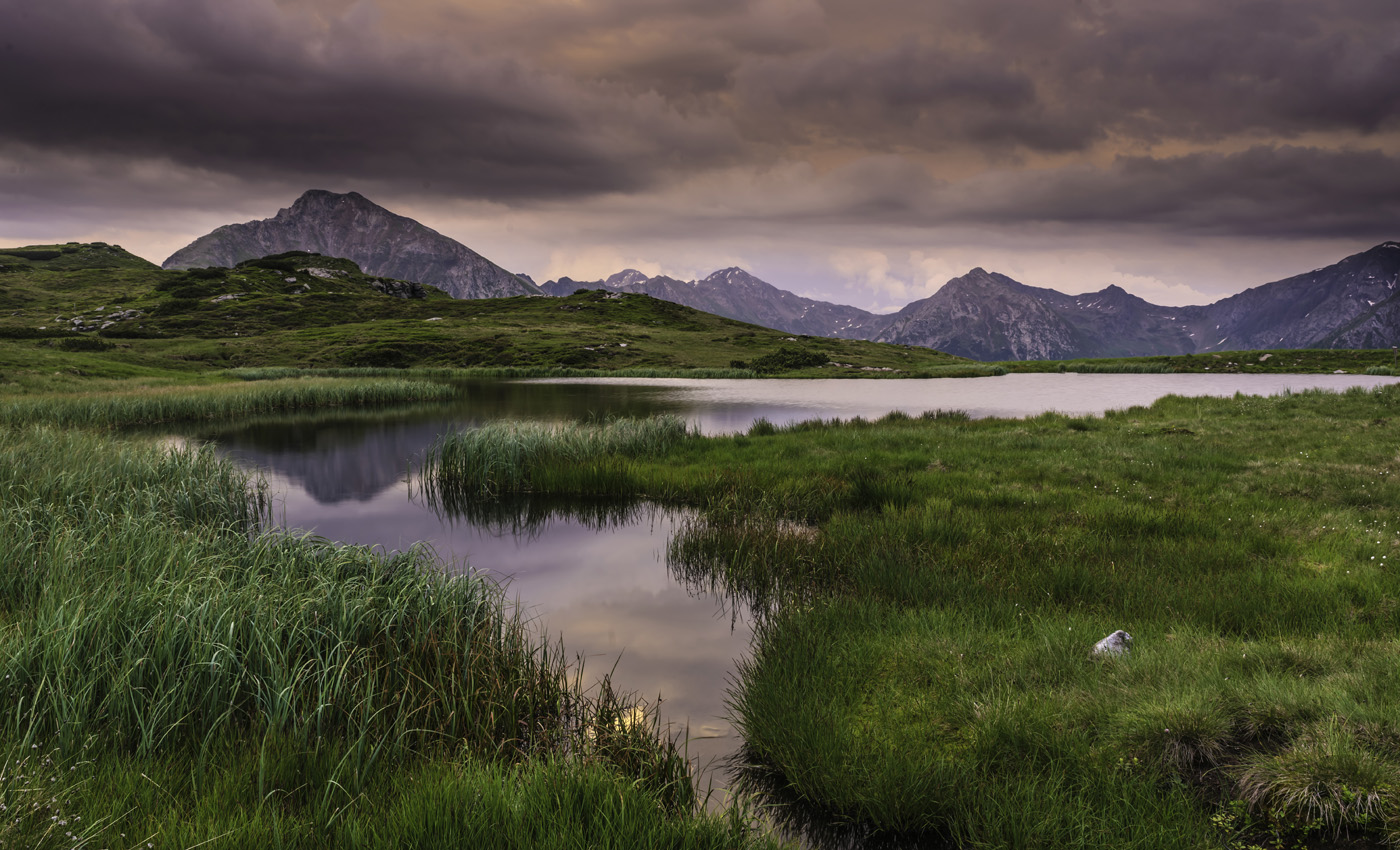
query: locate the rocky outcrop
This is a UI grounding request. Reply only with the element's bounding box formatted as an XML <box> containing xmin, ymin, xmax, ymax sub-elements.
<box><xmin>163</xmin><ymin>190</ymin><xmax>540</xmax><ymax>300</ymax></box>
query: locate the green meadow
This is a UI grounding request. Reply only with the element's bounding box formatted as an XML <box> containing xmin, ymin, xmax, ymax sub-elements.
<box><xmin>425</xmin><ymin>385</ymin><xmax>1400</xmax><ymax>848</ymax></box>
<box><xmin>8</xmin><ymin>241</ymin><xmax>1400</xmax><ymax>848</ymax></box>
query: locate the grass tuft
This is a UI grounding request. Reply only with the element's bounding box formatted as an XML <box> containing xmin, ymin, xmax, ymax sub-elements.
<box><xmin>422</xmin><ymin>415</ymin><xmax>695</xmax><ymax>502</ymax></box>
<box><xmin>1235</xmin><ymin>721</ymin><xmax>1399</xmax><ymax>837</ymax></box>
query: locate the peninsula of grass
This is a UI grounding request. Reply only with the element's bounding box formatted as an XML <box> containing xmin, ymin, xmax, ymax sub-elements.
<box><xmin>0</xmin><ymin>424</ymin><xmax>785</xmax><ymax>849</ymax></box>
<box><xmin>423</xmin><ymin>385</ymin><xmax>1400</xmax><ymax>848</ymax></box>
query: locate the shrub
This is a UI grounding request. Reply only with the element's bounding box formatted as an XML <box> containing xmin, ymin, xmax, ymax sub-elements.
<box><xmin>56</xmin><ymin>337</ymin><xmax>113</xmax><ymax>352</ymax></box>
<box><xmin>748</xmin><ymin>348</ymin><xmax>827</xmax><ymax>374</ymax></box>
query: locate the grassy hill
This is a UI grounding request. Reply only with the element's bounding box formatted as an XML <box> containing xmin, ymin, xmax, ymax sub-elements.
<box><xmin>0</xmin><ymin>244</ymin><xmax>978</xmax><ymax>393</ymax></box>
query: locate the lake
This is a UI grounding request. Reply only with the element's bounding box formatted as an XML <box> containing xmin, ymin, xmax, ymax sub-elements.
<box><xmin>179</xmin><ymin>372</ymin><xmax>1400</xmax><ymax>795</ymax></box>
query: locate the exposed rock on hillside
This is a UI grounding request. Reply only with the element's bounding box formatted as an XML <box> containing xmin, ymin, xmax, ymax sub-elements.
<box><xmin>164</xmin><ymin>190</ymin><xmax>540</xmax><ymax>299</ymax></box>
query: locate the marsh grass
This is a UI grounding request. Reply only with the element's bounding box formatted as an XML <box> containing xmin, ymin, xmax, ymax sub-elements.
<box><xmin>0</xmin><ymin>425</ymin><xmax>776</xmax><ymax>848</ymax></box>
<box><xmin>231</xmin><ymin>366</ymin><xmax>760</xmax><ymax>381</ymax></box>
<box><xmin>458</xmin><ymin>384</ymin><xmax>1400</xmax><ymax>847</ymax></box>
<box><xmin>1064</xmin><ymin>361</ymin><xmax>1177</xmax><ymax>373</ymax></box>
<box><xmin>0</xmin><ymin>378</ymin><xmax>456</xmax><ymax>427</ymax></box>
<box><xmin>422</xmin><ymin>415</ymin><xmax>695</xmax><ymax>503</ymax></box>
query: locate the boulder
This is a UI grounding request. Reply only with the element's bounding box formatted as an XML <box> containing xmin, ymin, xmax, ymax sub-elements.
<box><xmin>1093</xmin><ymin>630</ymin><xmax>1132</xmax><ymax>657</ymax></box>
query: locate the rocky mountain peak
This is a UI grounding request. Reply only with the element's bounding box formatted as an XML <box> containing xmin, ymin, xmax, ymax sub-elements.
<box><xmin>164</xmin><ymin>190</ymin><xmax>540</xmax><ymax>299</ymax></box>
<box><xmin>605</xmin><ymin>269</ymin><xmax>651</xmax><ymax>288</ymax></box>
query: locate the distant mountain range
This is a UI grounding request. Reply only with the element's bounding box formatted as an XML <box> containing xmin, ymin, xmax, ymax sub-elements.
<box><xmin>164</xmin><ymin>190</ymin><xmax>540</xmax><ymax>299</ymax></box>
<box><xmin>168</xmin><ymin>190</ymin><xmax>1400</xmax><ymax>360</ymax></box>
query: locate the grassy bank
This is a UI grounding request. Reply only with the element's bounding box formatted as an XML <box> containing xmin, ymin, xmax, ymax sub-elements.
<box><xmin>0</xmin><ymin>377</ymin><xmax>456</xmax><ymax>427</ymax></box>
<box><xmin>0</xmin><ymin>426</ymin><xmax>782</xmax><ymax>849</ymax></box>
<box><xmin>1003</xmin><ymin>348</ymin><xmax>1400</xmax><ymax>375</ymax></box>
<box><xmin>425</xmin><ymin>385</ymin><xmax>1400</xmax><ymax>847</ymax></box>
<box><xmin>229</xmin><ymin>365</ymin><xmax>764</xmax><ymax>380</ymax></box>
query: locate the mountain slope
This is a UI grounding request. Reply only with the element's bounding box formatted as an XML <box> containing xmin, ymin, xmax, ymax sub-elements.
<box><xmin>556</xmin><ymin>243</ymin><xmax>1400</xmax><ymax>360</ymax></box>
<box><xmin>163</xmin><ymin>190</ymin><xmax>540</xmax><ymax>299</ymax></box>
<box><xmin>1197</xmin><ymin>241</ymin><xmax>1400</xmax><ymax>351</ymax></box>
<box><xmin>873</xmin><ymin>269</ymin><xmax>1086</xmax><ymax>360</ymax></box>
<box><xmin>543</xmin><ymin>267</ymin><xmax>883</xmax><ymax>338</ymax></box>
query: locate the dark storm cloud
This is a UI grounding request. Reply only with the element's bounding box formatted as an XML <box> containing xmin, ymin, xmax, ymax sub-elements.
<box><xmin>724</xmin><ymin>145</ymin><xmax>1400</xmax><ymax>240</ymax></box>
<box><xmin>731</xmin><ymin>43</ymin><xmax>1101</xmax><ymax>152</ymax></box>
<box><xmin>0</xmin><ymin>0</ymin><xmax>740</xmax><ymax>199</ymax></box>
<box><xmin>719</xmin><ymin>0</ymin><xmax>1400</xmax><ymax>154</ymax></box>
<box><xmin>958</xmin><ymin>147</ymin><xmax>1400</xmax><ymax>238</ymax></box>
<box><xmin>1051</xmin><ymin>0</ymin><xmax>1400</xmax><ymax>142</ymax></box>
<box><xmin>1</xmin><ymin>0</ymin><xmax>1397</xmax><ymax>247</ymax></box>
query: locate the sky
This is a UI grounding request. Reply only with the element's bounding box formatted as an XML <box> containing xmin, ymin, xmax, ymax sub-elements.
<box><xmin>1</xmin><ymin>0</ymin><xmax>1398</xmax><ymax>311</ymax></box>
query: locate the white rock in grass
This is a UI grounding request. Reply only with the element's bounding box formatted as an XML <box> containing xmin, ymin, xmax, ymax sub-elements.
<box><xmin>1093</xmin><ymin>630</ymin><xmax>1132</xmax><ymax>656</ymax></box>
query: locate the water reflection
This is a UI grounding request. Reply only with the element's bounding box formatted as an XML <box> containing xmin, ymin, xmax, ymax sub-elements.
<box><xmin>423</xmin><ymin>492</ymin><xmax>657</xmax><ymax>539</ymax></box>
<box><xmin>180</xmin><ymin>373</ymin><xmax>1399</xmax><ymax>505</ymax></box>
<box><xmin>161</xmin><ymin>372</ymin><xmax>1400</xmax><ymax>816</ymax></box>
<box><xmin>250</xmin><ymin>467</ymin><xmax>751</xmax><ymax>793</ymax></box>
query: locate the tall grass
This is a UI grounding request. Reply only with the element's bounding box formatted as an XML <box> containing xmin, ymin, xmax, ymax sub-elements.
<box><xmin>422</xmin><ymin>415</ymin><xmax>695</xmax><ymax>504</ymax></box>
<box><xmin>230</xmin><ymin>365</ymin><xmax>760</xmax><ymax>381</ymax></box>
<box><xmin>0</xmin><ymin>425</ymin><xmax>777</xmax><ymax>847</ymax></box>
<box><xmin>907</xmin><ymin>364</ymin><xmax>1008</xmax><ymax>378</ymax></box>
<box><xmin>0</xmin><ymin>378</ymin><xmax>456</xmax><ymax>428</ymax></box>
<box><xmin>1064</xmin><ymin>361</ymin><xmax>1177</xmax><ymax>373</ymax></box>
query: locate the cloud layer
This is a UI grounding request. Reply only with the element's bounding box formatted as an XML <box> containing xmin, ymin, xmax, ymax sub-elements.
<box><xmin>0</xmin><ymin>0</ymin><xmax>1396</xmax><ymax>303</ymax></box>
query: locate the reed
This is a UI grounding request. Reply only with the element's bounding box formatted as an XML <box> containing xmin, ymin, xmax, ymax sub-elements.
<box><xmin>0</xmin><ymin>378</ymin><xmax>456</xmax><ymax>428</ymax></box>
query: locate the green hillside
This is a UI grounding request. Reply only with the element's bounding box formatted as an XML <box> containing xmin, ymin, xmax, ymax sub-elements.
<box><xmin>0</xmin><ymin>245</ymin><xmax>977</xmax><ymax>392</ymax></box>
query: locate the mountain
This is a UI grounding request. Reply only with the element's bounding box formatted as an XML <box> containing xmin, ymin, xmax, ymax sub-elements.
<box><xmin>874</xmin><ymin>270</ymin><xmax>1210</xmax><ymax>360</ymax></box>
<box><xmin>166</xmin><ymin>191</ymin><xmax>1399</xmax><ymax>358</ymax></box>
<box><xmin>551</xmin><ymin>243</ymin><xmax>1400</xmax><ymax>360</ymax></box>
<box><xmin>163</xmin><ymin>190</ymin><xmax>540</xmax><ymax>299</ymax></box>
<box><xmin>873</xmin><ymin>269</ymin><xmax>1086</xmax><ymax>360</ymax></box>
<box><xmin>1197</xmin><ymin>241</ymin><xmax>1400</xmax><ymax>351</ymax></box>
<box><xmin>542</xmin><ymin>267</ymin><xmax>883</xmax><ymax>338</ymax></box>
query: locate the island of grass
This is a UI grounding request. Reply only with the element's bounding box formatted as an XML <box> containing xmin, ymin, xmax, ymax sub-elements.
<box><xmin>422</xmin><ymin>386</ymin><xmax>1400</xmax><ymax>848</ymax></box>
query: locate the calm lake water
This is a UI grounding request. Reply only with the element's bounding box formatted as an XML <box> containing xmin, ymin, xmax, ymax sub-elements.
<box><xmin>181</xmin><ymin>372</ymin><xmax>1399</xmax><ymax>795</ymax></box>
